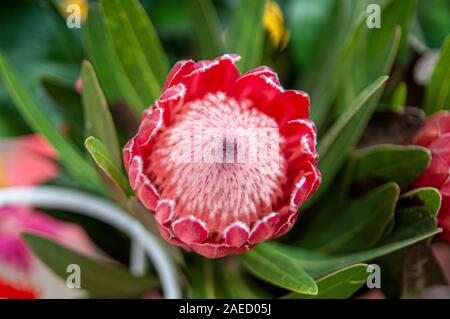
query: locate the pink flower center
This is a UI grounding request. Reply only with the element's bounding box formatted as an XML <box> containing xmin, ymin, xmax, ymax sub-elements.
<box><xmin>148</xmin><ymin>93</ymin><xmax>287</xmax><ymax>233</ymax></box>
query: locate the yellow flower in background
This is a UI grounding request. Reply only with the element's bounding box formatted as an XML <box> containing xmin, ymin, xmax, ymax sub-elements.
<box><xmin>263</xmin><ymin>0</ymin><xmax>290</xmax><ymax>50</ymax></box>
<box><xmin>58</xmin><ymin>0</ymin><xmax>88</xmax><ymax>23</ymax></box>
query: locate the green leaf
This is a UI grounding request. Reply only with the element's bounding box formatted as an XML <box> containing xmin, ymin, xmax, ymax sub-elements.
<box><xmin>85</xmin><ymin>136</ymin><xmax>132</xmax><ymax>196</ymax></box>
<box><xmin>424</xmin><ymin>35</ymin><xmax>450</xmax><ymax>114</ymax></box>
<box><xmin>22</xmin><ymin>233</ymin><xmax>157</xmax><ymax>298</ymax></box>
<box><xmin>188</xmin><ymin>259</ymin><xmax>228</xmax><ymax>298</ymax></box>
<box><xmin>222</xmin><ymin>263</ymin><xmax>271</xmax><ymax>299</ymax></box>
<box><xmin>389</xmin><ymin>82</ymin><xmax>407</xmax><ymax>110</ymax></box>
<box><xmin>307</xmin><ymin>0</ymin><xmax>368</xmax><ymax>128</ymax></box>
<box><xmin>188</xmin><ymin>0</ymin><xmax>223</xmax><ymax>59</ymax></box>
<box><xmin>41</xmin><ymin>76</ymin><xmax>84</xmax><ymax>146</ymax></box>
<box><xmin>299</xmin><ymin>182</ymin><xmax>399</xmax><ymax>254</ymax></box>
<box><xmin>0</xmin><ymin>52</ymin><xmax>102</xmax><ymax>192</ymax></box>
<box><xmin>353</xmin><ymin>145</ymin><xmax>431</xmax><ymax>188</ymax></box>
<box><xmin>336</xmin><ymin>0</ymin><xmax>413</xmax><ymax>113</ymax></box>
<box><xmin>400</xmin><ymin>187</ymin><xmax>442</xmax><ymax>216</ymax></box>
<box><xmin>283</xmin><ymin>264</ymin><xmax>369</xmax><ymax>299</ymax></box>
<box><xmin>81</xmin><ymin>61</ymin><xmax>121</xmax><ymax>165</ymax></box>
<box><xmin>417</xmin><ymin>0</ymin><xmax>450</xmax><ymax>49</ymax></box>
<box><xmin>228</xmin><ymin>0</ymin><xmax>265</xmax><ymax>72</ymax></box>
<box><xmin>240</xmin><ymin>244</ymin><xmax>318</xmax><ymax>295</ymax></box>
<box><xmin>266</xmin><ymin>201</ymin><xmax>440</xmax><ymax>278</ymax></box>
<box><xmin>287</xmin><ymin>0</ymin><xmax>334</xmax><ymax>71</ymax></box>
<box><xmin>83</xmin><ymin>3</ymin><xmax>143</xmax><ymax>115</ymax></box>
<box><xmin>101</xmin><ymin>0</ymin><xmax>169</xmax><ymax>107</ymax></box>
<box><xmin>311</xmin><ymin>75</ymin><xmax>388</xmax><ymax>202</ymax></box>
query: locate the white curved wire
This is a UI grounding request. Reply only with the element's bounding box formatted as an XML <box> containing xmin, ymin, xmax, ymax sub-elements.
<box><xmin>0</xmin><ymin>186</ymin><xmax>181</xmax><ymax>299</ymax></box>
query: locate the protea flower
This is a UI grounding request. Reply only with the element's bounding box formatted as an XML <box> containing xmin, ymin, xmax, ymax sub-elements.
<box><xmin>408</xmin><ymin>111</ymin><xmax>450</xmax><ymax>243</ymax></box>
<box><xmin>123</xmin><ymin>54</ymin><xmax>321</xmax><ymax>258</ymax></box>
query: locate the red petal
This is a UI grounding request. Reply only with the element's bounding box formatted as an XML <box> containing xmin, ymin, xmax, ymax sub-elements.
<box><xmin>190</xmin><ymin>242</ymin><xmax>237</xmax><ymax>258</ymax></box>
<box><xmin>135</xmin><ymin>174</ymin><xmax>160</xmax><ymax>211</ymax></box>
<box><xmin>162</xmin><ymin>60</ymin><xmax>195</xmax><ymax>91</ymax></box>
<box><xmin>155</xmin><ymin>84</ymin><xmax>186</xmax><ymax>124</ymax></box>
<box><xmin>429</xmin><ymin>133</ymin><xmax>450</xmax><ymax>161</ymax></box>
<box><xmin>122</xmin><ymin>139</ymin><xmax>135</xmax><ymax>172</ymax></box>
<box><xmin>290</xmin><ymin>161</ymin><xmax>321</xmax><ymax>209</ymax></box>
<box><xmin>224</xmin><ymin>221</ymin><xmax>250</xmax><ymax>247</ymax></box>
<box><xmin>155</xmin><ymin>223</ymin><xmax>191</xmax><ymax>250</ymax></box>
<box><xmin>128</xmin><ymin>156</ymin><xmax>143</xmax><ymax>189</ymax></box>
<box><xmin>127</xmin><ymin>156</ymin><xmax>160</xmax><ymax>210</ymax></box>
<box><xmin>248</xmin><ymin>212</ymin><xmax>280</xmax><ymax>244</ymax></box>
<box><xmin>137</xmin><ymin>107</ymin><xmax>163</xmax><ymax>146</ymax></box>
<box><xmin>232</xmin><ymin>67</ymin><xmax>283</xmax><ymax>113</ymax></box>
<box><xmin>172</xmin><ymin>215</ymin><xmax>208</xmax><ymax>244</ymax></box>
<box><xmin>283</xmin><ymin>119</ymin><xmax>318</xmax><ymax>163</ymax></box>
<box><xmin>409</xmin><ymin>111</ymin><xmax>450</xmax><ymax>146</ymax></box>
<box><xmin>174</xmin><ymin>55</ymin><xmax>241</xmax><ymax>101</ymax></box>
<box><xmin>273</xmin><ymin>210</ymin><xmax>298</xmax><ymax>238</ymax></box>
<box><xmin>412</xmin><ymin>154</ymin><xmax>449</xmax><ymax>190</ymax></box>
<box><xmin>266</xmin><ymin>90</ymin><xmax>310</xmax><ymax>128</ymax></box>
<box><xmin>155</xmin><ymin>199</ymin><xmax>175</xmax><ymax>225</ymax></box>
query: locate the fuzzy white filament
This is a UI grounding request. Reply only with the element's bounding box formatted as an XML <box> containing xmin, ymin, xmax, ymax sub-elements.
<box><xmin>0</xmin><ymin>186</ymin><xmax>181</xmax><ymax>299</ymax></box>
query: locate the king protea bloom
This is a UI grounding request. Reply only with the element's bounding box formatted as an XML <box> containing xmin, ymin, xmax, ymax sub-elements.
<box><xmin>408</xmin><ymin>111</ymin><xmax>450</xmax><ymax>243</ymax></box>
<box><xmin>123</xmin><ymin>54</ymin><xmax>321</xmax><ymax>258</ymax></box>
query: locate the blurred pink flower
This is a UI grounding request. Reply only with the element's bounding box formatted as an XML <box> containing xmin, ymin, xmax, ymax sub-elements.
<box><xmin>0</xmin><ymin>133</ymin><xmax>99</xmax><ymax>298</ymax></box>
<box><xmin>0</xmin><ymin>205</ymin><xmax>97</xmax><ymax>299</ymax></box>
<box><xmin>0</xmin><ymin>134</ymin><xmax>59</xmax><ymax>187</ymax></box>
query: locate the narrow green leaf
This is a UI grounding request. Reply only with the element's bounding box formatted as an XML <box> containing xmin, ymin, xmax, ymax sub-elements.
<box><xmin>0</xmin><ymin>52</ymin><xmax>102</xmax><ymax>192</ymax></box>
<box><xmin>188</xmin><ymin>0</ymin><xmax>223</xmax><ymax>59</ymax></box>
<box><xmin>308</xmin><ymin>0</ymin><xmax>368</xmax><ymax>128</ymax></box>
<box><xmin>319</xmin><ymin>76</ymin><xmax>388</xmax><ymax>156</ymax></box>
<box><xmin>223</xmin><ymin>264</ymin><xmax>271</xmax><ymax>299</ymax></box>
<box><xmin>22</xmin><ymin>233</ymin><xmax>157</xmax><ymax>298</ymax></box>
<box><xmin>188</xmin><ymin>259</ymin><xmax>228</xmax><ymax>298</ymax></box>
<box><xmin>85</xmin><ymin>136</ymin><xmax>132</xmax><ymax>196</ymax></box>
<box><xmin>299</xmin><ymin>182</ymin><xmax>399</xmax><ymax>254</ymax></box>
<box><xmin>240</xmin><ymin>244</ymin><xmax>318</xmax><ymax>295</ymax></box>
<box><xmin>311</xmin><ymin>75</ymin><xmax>388</xmax><ymax>202</ymax></box>
<box><xmin>389</xmin><ymin>82</ymin><xmax>407</xmax><ymax>110</ymax></box>
<box><xmin>41</xmin><ymin>76</ymin><xmax>84</xmax><ymax>146</ymax></box>
<box><xmin>336</xmin><ymin>0</ymin><xmax>412</xmax><ymax>113</ymax></box>
<box><xmin>283</xmin><ymin>264</ymin><xmax>369</xmax><ymax>299</ymax></box>
<box><xmin>353</xmin><ymin>144</ymin><xmax>431</xmax><ymax>188</ymax></box>
<box><xmin>400</xmin><ymin>187</ymin><xmax>442</xmax><ymax>216</ymax></box>
<box><xmin>101</xmin><ymin>0</ymin><xmax>169</xmax><ymax>106</ymax></box>
<box><xmin>81</xmin><ymin>61</ymin><xmax>121</xmax><ymax>165</ymax></box>
<box><xmin>287</xmin><ymin>0</ymin><xmax>335</xmax><ymax>71</ymax></box>
<box><xmin>228</xmin><ymin>0</ymin><xmax>265</xmax><ymax>72</ymax></box>
<box><xmin>268</xmin><ymin>203</ymin><xmax>440</xmax><ymax>278</ymax></box>
<box><xmin>424</xmin><ymin>35</ymin><xmax>450</xmax><ymax>114</ymax></box>
<box><xmin>83</xmin><ymin>3</ymin><xmax>143</xmax><ymax>115</ymax></box>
